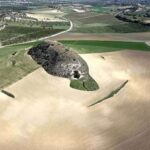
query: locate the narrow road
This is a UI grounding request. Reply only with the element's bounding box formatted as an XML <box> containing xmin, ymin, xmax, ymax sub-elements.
<box><xmin>0</xmin><ymin>20</ymin><xmax>73</xmax><ymax>49</ymax></box>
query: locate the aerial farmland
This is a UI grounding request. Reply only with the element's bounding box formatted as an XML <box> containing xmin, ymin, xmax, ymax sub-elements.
<box><xmin>0</xmin><ymin>1</ymin><xmax>150</xmax><ymax>150</ymax></box>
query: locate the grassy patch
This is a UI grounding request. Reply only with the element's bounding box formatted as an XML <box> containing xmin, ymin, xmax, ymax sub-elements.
<box><xmin>0</xmin><ymin>25</ymin><xmax>64</xmax><ymax>45</ymax></box>
<box><xmin>0</xmin><ymin>41</ymin><xmax>40</xmax><ymax>57</ymax></box>
<box><xmin>66</xmin><ymin>12</ymin><xmax>150</xmax><ymax>33</ymax></box>
<box><xmin>70</xmin><ymin>75</ymin><xmax>99</xmax><ymax>91</ymax></box>
<box><xmin>91</xmin><ymin>6</ymin><xmax>112</xmax><ymax>13</ymax></box>
<box><xmin>74</xmin><ymin>23</ymin><xmax>150</xmax><ymax>33</ymax></box>
<box><xmin>0</xmin><ymin>41</ymin><xmax>41</xmax><ymax>89</ymax></box>
<box><xmin>88</xmin><ymin>80</ymin><xmax>128</xmax><ymax>107</ymax></box>
<box><xmin>60</xmin><ymin>40</ymin><xmax>150</xmax><ymax>53</ymax></box>
<box><xmin>70</xmin><ymin>79</ymin><xmax>86</xmax><ymax>91</ymax></box>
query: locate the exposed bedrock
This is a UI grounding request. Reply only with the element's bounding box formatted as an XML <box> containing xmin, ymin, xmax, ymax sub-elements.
<box><xmin>28</xmin><ymin>41</ymin><xmax>99</xmax><ymax>91</ymax></box>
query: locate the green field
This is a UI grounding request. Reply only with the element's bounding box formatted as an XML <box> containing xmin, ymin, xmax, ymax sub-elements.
<box><xmin>75</xmin><ymin>23</ymin><xmax>150</xmax><ymax>33</ymax></box>
<box><xmin>0</xmin><ymin>25</ymin><xmax>64</xmax><ymax>45</ymax></box>
<box><xmin>0</xmin><ymin>41</ymin><xmax>40</xmax><ymax>89</ymax></box>
<box><xmin>91</xmin><ymin>6</ymin><xmax>113</xmax><ymax>13</ymax></box>
<box><xmin>70</xmin><ymin>75</ymin><xmax>99</xmax><ymax>91</ymax></box>
<box><xmin>60</xmin><ymin>40</ymin><xmax>150</xmax><ymax>53</ymax></box>
<box><xmin>66</xmin><ymin>12</ymin><xmax>150</xmax><ymax>33</ymax></box>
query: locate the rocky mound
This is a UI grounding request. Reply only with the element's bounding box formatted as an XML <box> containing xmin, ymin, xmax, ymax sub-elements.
<box><xmin>28</xmin><ymin>41</ymin><xmax>99</xmax><ymax>91</ymax></box>
<box><xmin>28</xmin><ymin>41</ymin><xmax>89</xmax><ymax>80</ymax></box>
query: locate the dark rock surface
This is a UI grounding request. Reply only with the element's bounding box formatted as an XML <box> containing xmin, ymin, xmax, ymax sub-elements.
<box><xmin>28</xmin><ymin>41</ymin><xmax>89</xmax><ymax>79</ymax></box>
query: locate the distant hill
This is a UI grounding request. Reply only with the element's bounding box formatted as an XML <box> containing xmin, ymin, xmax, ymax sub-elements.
<box><xmin>115</xmin><ymin>4</ymin><xmax>150</xmax><ymax>25</ymax></box>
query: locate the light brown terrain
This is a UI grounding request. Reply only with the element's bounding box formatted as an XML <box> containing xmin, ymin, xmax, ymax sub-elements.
<box><xmin>51</xmin><ymin>32</ymin><xmax>150</xmax><ymax>42</ymax></box>
<box><xmin>0</xmin><ymin>50</ymin><xmax>150</xmax><ymax>150</ymax></box>
<box><xmin>26</xmin><ymin>8</ymin><xmax>65</xmax><ymax>22</ymax></box>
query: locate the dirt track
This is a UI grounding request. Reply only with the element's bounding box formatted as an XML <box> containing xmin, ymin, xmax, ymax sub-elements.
<box><xmin>0</xmin><ymin>51</ymin><xmax>150</xmax><ymax>150</ymax></box>
<box><xmin>51</xmin><ymin>32</ymin><xmax>150</xmax><ymax>42</ymax></box>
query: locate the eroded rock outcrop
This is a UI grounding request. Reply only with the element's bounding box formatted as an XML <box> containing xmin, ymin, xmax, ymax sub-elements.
<box><xmin>28</xmin><ymin>41</ymin><xmax>89</xmax><ymax>80</ymax></box>
<box><xmin>28</xmin><ymin>41</ymin><xmax>99</xmax><ymax>91</ymax></box>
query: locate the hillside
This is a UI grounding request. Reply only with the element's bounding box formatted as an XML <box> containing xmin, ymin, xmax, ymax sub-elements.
<box><xmin>116</xmin><ymin>5</ymin><xmax>150</xmax><ymax>25</ymax></box>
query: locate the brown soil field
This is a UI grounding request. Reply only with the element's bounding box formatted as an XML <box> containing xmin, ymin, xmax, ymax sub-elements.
<box><xmin>51</xmin><ymin>32</ymin><xmax>150</xmax><ymax>42</ymax></box>
<box><xmin>0</xmin><ymin>51</ymin><xmax>150</xmax><ymax>150</ymax></box>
